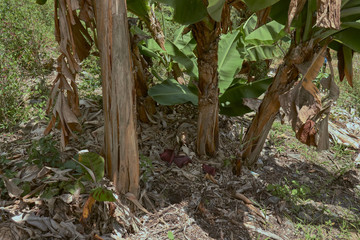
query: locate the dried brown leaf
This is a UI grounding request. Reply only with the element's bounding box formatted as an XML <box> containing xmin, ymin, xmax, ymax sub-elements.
<box><xmin>1</xmin><ymin>176</ymin><xmax>23</xmax><ymax>198</ymax></box>
<box><xmin>337</xmin><ymin>46</ymin><xmax>345</xmax><ymax>82</ymax></box>
<box><xmin>296</xmin><ymin>119</ymin><xmax>317</xmax><ymax>146</ymax></box>
<box><xmin>80</xmin><ymin>195</ymin><xmax>96</xmax><ymax>224</ymax></box>
<box><xmin>279</xmin><ymin>81</ymin><xmax>321</xmax><ymax>147</ymax></box>
<box><xmin>286</xmin><ymin>0</ymin><xmax>307</xmax><ymax>32</ymax></box>
<box><xmin>44</xmin><ymin>116</ymin><xmax>56</xmax><ymax>135</ymax></box>
<box><xmin>204</xmin><ymin>173</ymin><xmax>218</xmax><ymax>184</ymax></box>
<box><xmin>300</xmin><ymin>45</ymin><xmax>328</xmax><ymax>103</ymax></box>
<box><xmin>234</xmin><ymin>192</ymin><xmax>252</xmax><ymax>204</ymax></box>
<box><xmin>173</xmin><ymin>155</ymin><xmax>192</xmax><ymax>168</ymax></box>
<box><xmin>343</xmin><ymin>46</ymin><xmax>354</xmax><ymax>87</ymax></box>
<box><xmin>71</xmin><ymin>16</ymin><xmax>93</xmax><ymax>61</ymax></box>
<box><xmin>125</xmin><ymin>192</ymin><xmax>150</xmax><ymax>214</ymax></box>
<box><xmin>160</xmin><ymin>149</ymin><xmax>175</xmax><ymax>164</ymax></box>
<box><xmin>60</xmin><ymin>94</ymin><xmax>82</xmax><ymax>132</ymax></box>
<box><xmin>202</xmin><ymin>164</ymin><xmax>216</xmax><ymax>176</ymax></box>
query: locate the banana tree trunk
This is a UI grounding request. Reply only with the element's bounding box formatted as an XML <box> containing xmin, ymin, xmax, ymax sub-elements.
<box><xmin>192</xmin><ymin>20</ymin><xmax>220</xmax><ymax>156</ymax></box>
<box><xmin>130</xmin><ymin>31</ymin><xmax>156</xmax><ymax>123</ymax></box>
<box><xmin>95</xmin><ymin>0</ymin><xmax>139</xmax><ymax>196</ymax></box>
<box><xmin>145</xmin><ymin>8</ymin><xmax>185</xmax><ymax>84</ymax></box>
<box><xmin>240</xmin><ymin>41</ymin><xmax>315</xmax><ymax>169</ymax></box>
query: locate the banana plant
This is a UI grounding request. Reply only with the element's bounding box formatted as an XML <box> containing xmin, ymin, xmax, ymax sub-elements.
<box><xmin>239</xmin><ymin>0</ymin><xmax>360</xmax><ymax>171</ymax></box>
<box><xmin>147</xmin><ymin>14</ymin><xmax>285</xmax><ymax>115</ymax></box>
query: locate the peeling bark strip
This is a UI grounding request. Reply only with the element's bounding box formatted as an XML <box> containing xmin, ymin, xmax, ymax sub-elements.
<box><xmin>316</xmin><ymin>0</ymin><xmax>341</xmax><ymax>29</ymax></box>
<box><xmin>240</xmin><ymin>41</ymin><xmax>316</xmax><ymax>169</ymax></box>
<box><xmin>45</xmin><ymin>0</ymin><xmax>94</xmax><ymax>148</ymax></box>
<box><xmin>95</xmin><ymin>0</ymin><xmax>139</xmax><ymax>196</ymax></box>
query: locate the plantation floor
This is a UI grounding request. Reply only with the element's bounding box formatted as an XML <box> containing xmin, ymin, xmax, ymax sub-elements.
<box><xmin>1</xmin><ymin>97</ymin><xmax>360</xmax><ymax>239</ymax></box>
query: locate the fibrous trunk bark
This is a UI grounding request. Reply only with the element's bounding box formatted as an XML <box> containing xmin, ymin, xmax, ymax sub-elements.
<box><xmin>239</xmin><ymin>41</ymin><xmax>315</xmax><ymax>170</ymax></box>
<box><xmin>192</xmin><ymin>20</ymin><xmax>220</xmax><ymax>156</ymax></box>
<box><xmin>130</xmin><ymin>30</ymin><xmax>156</xmax><ymax>123</ymax></box>
<box><xmin>95</xmin><ymin>0</ymin><xmax>139</xmax><ymax>196</ymax></box>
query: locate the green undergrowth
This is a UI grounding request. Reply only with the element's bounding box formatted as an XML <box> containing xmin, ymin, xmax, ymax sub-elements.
<box><xmin>0</xmin><ymin>0</ymin><xmax>55</xmax><ymax>130</ymax></box>
<box><xmin>1</xmin><ymin>135</ymin><xmax>114</xmax><ymax>202</ymax></box>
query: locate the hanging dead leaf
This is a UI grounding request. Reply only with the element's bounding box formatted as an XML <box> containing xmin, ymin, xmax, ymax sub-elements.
<box><xmin>343</xmin><ymin>46</ymin><xmax>354</xmax><ymax>87</ymax></box>
<box><xmin>337</xmin><ymin>46</ymin><xmax>345</xmax><ymax>82</ymax></box>
<box><xmin>301</xmin><ymin>44</ymin><xmax>328</xmax><ymax>103</ymax></box>
<box><xmin>286</xmin><ymin>0</ymin><xmax>307</xmax><ymax>32</ymax></box>
<box><xmin>279</xmin><ymin>81</ymin><xmax>321</xmax><ymax>147</ymax></box>
<box><xmin>80</xmin><ymin>195</ymin><xmax>96</xmax><ymax>224</ymax></box>
<box><xmin>320</xmin><ymin>76</ymin><xmax>339</xmax><ymax>103</ymax></box>
<box><xmin>296</xmin><ymin>119</ymin><xmax>317</xmax><ymax>146</ymax></box>
<box><xmin>46</xmin><ymin>0</ymin><xmax>95</xmax><ymax>148</ymax></box>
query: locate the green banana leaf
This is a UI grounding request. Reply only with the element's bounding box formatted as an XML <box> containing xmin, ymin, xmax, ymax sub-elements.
<box><xmin>172</xmin><ymin>26</ymin><xmax>197</xmax><ymax>57</ymax></box>
<box><xmin>156</xmin><ymin>0</ymin><xmax>207</xmax><ymax>25</ymax></box>
<box><xmin>173</xmin><ymin>26</ymin><xmax>192</xmax><ymax>49</ymax></box>
<box><xmin>207</xmin><ymin>0</ymin><xmax>226</xmax><ymax>22</ymax></box>
<box><xmin>243</xmin><ymin>0</ymin><xmax>280</xmax><ymax>12</ymax></box>
<box><xmin>219</xmin><ymin>77</ymin><xmax>273</xmax><ymax>116</ymax></box>
<box><xmin>218</xmin><ymin>30</ymin><xmax>244</xmax><ymax>93</ymax></box>
<box><xmin>245</xmin><ymin>20</ymin><xmax>286</xmax><ymax>45</ymax></box>
<box><xmin>342</xmin><ymin>0</ymin><xmax>360</xmax><ymax>8</ymax></box>
<box><xmin>148</xmin><ymin>79</ymin><xmax>198</xmax><ymax>105</ymax></box>
<box><xmin>244</xmin><ymin>44</ymin><xmax>279</xmax><ymax>61</ymax></box>
<box><xmin>333</xmin><ymin>28</ymin><xmax>360</xmax><ymax>52</ymax></box>
<box><xmin>139</xmin><ymin>38</ymin><xmax>165</xmax><ymax>59</ymax></box>
<box><xmin>270</xmin><ymin>0</ymin><xmax>291</xmax><ymax>25</ymax></box>
<box><xmin>127</xmin><ymin>0</ymin><xmax>150</xmax><ymax>23</ymax></box>
<box><xmin>165</xmin><ymin>40</ymin><xmax>198</xmax><ymax>78</ymax></box>
<box><xmin>243</xmin><ymin>14</ymin><xmax>258</xmax><ymax>36</ymax></box>
<box><xmin>341</xmin><ymin>20</ymin><xmax>360</xmax><ymax>29</ymax></box>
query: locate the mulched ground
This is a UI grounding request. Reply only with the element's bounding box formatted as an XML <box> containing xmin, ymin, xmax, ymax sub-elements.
<box><xmin>1</xmin><ymin>99</ymin><xmax>360</xmax><ymax>240</ymax></box>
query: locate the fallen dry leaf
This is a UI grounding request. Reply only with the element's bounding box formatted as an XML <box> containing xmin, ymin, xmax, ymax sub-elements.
<box><xmin>173</xmin><ymin>155</ymin><xmax>192</xmax><ymax>168</ymax></box>
<box><xmin>234</xmin><ymin>192</ymin><xmax>252</xmax><ymax>205</ymax></box>
<box><xmin>204</xmin><ymin>173</ymin><xmax>218</xmax><ymax>184</ymax></box>
<box><xmin>1</xmin><ymin>176</ymin><xmax>23</xmax><ymax>198</ymax></box>
<box><xmin>160</xmin><ymin>149</ymin><xmax>175</xmax><ymax>165</ymax></box>
<box><xmin>80</xmin><ymin>195</ymin><xmax>96</xmax><ymax>224</ymax></box>
<box><xmin>125</xmin><ymin>192</ymin><xmax>150</xmax><ymax>214</ymax></box>
<box><xmin>202</xmin><ymin>164</ymin><xmax>216</xmax><ymax>176</ymax></box>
